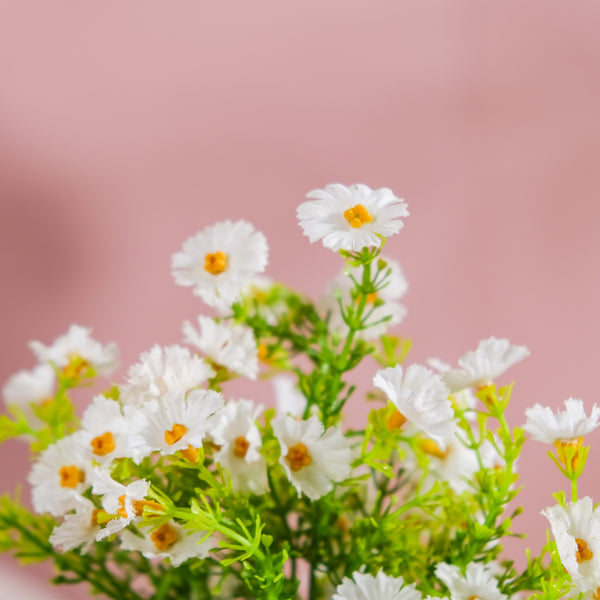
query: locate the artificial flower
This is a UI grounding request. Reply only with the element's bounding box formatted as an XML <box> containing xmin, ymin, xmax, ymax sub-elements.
<box><xmin>49</xmin><ymin>493</ymin><xmax>100</xmax><ymax>554</ymax></box>
<box><xmin>333</xmin><ymin>570</ymin><xmax>422</xmax><ymax>600</ymax></box>
<box><xmin>435</xmin><ymin>561</ymin><xmax>507</xmax><ymax>600</ymax></box>
<box><xmin>373</xmin><ymin>364</ymin><xmax>455</xmax><ymax>450</ymax></box>
<box><xmin>120</xmin><ymin>344</ymin><xmax>215</xmax><ymax>407</ymax></box>
<box><xmin>441</xmin><ymin>337</ymin><xmax>529</xmax><ymax>393</ymax></box>
<box><xmin>297</xmin><ymin>183</ymin><xmax>409</xmax><ymax>252</ymax></box>
<box><xmin>272</xmin><ymin>415</ymin><xmax>353</xmax><ymax>500</ymax></box>
<box><xmin>29</xmin><ymin>324</ymin><xmax>119</xmax><ymax>376</ymax></box>
<box><xmin>543</xmin><ymin>497</ymin><xmax>600</xmax><ymax>592</ymax></box>
<box><xmin>182</xmin><ymin>316</ymin><xmax>259</xmax><ymax>379</ymax></box>
<box><xmin>171</xmin><ymin>220</ymin><xmax>269</xmax><ymax>310</ymax></box>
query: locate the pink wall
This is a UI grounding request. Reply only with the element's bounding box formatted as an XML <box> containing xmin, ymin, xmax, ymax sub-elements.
<box><xmin>2</xmin><ymin>1</ymin><xmax>600</xmax><ymax>595</ymax></box>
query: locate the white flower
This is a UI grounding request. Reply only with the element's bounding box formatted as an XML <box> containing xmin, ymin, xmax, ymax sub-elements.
<box><xmin>49</xmin><ymin>493</ymin><xmax>100</xmax><ymax>554</ymax></box>
<box><xmin>333</xmin><ymin>570</ymin><xmax>422</xmax><ymax>600</ymax></box>
<box><xmin>272</xmin><ymin>415</ymin><xmax>353</xmax><ymax>500</ymax></box>
<box><xmin>2</xmin><ymin>363</ymin><xmax>55</xmax><ymax>428</ymax></box>
<box><xmin>76</xmin><ymin>395</ymin><xmax>132</xmax><ymax>464</ymax></box>
<box><xmin>28</xmin><ymin>432</ymin><xmax>93</xmax><ymax>516</ymax></box>
<box><xmin>29</xmin><ymin>324</ymin><xmax>119</xmax><ymax>376</ymax></box>
<box><xmin>171</xmin><ymin>220</ymin><xmax>269</xmax><ymax>310</ymax></box>
<box><xmin>297</xmin><ymin>183</ymin><xmax>409</xmax><ymax>252</ymax></box>
<box><xmin>427</xmin><ymin>358</ymin><xmax>477</xmax><ymax>420</ymax></box>
<box><xmin>543</xmin><ymin>497</ymin><xmax>600</xmax><ymax>592</ymax></box>
<box><xmin>321</xmin><ymin>256</ymin><xmax>408</xmax><ymax>340</ymax></box>
<box><xmin>524</xmin><ymin>398</ymin><xmax>600</xmax><ymax>444</ymax></box>
<box><xmin>91</xmin><ymin>468</ymin><xmax>151</xmax><ymax>540</ymax></box>
<box><xmin>273</xmin><ymin>376</ymin><xmax>307</xmax><ymax>418</ymax></box>
<box><xmin>120</xmin><ymin>344</ymin><xmax>215</xmax><ymax>407</ymax></box>
<box><xmin>373</xmin><ymin>364</ymin><xmax>455</xmax><ymax>450</ymax></box>
<box><xmin>130</xmin><ymin>389</ymin><xmax>224</xmax><ymax>460</ymax></box>
<box><xmin>182</xmin><ymin>316</ymin><xmax>259</xmax><ymax>380</ymax></box>
<box><xmin>441</xmin><ymin>337</ymin><xmax>530</xmax><ymax>393</ymax></box>
<box><xmin>435</xmin><ymin>562</ymin><xmax>507</xmax><ymax>600</ymax></box>
<box><xmin>211</xmin><ymin>399</ymin><xmax>269</xmax><ymax>495</ymax></box>
<box><xmin>120</xmin><ymin>520</ymin><xmax>212</xmax><ymax>566</ymax></box>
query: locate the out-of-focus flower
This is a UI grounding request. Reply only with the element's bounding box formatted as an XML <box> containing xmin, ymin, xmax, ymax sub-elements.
<box><xmin>333</xmin><ymin>570</ymin><xmax>422</xmax><ymax>600</ymax></box>
<box><xmin>273</xmin><ymin>375</ymin><xmax>307</xmax><ymax>419</ymax></box>
<box><xmin>297</xmin><ymin>183</ymin><xmax>409</xmax><ymax>252</ymax></box>
<box><xmin>440</xmin><ymin>337</ymin><xmax>529</xmax><ymax>393</ymax></box>
<box><xmin>273</xmin><ymin>415</ymin><xmax>353</xmax><ymax>500</ymax></box>
<box><xmin>49</xmin><ymin>493</ymin><xmax>100</xmax><ymax>554</ymax></box>
<box><xmin>435</xmin><ymin>561</ymin><xmax>507</xmax><ymax>600</ymax></box>
<box><xmin>182</xmin><ymin>316</ymin><xmax>258</xmax><ymax>380</ymax></box>
<box><xmin>171</xmin><ymin>220</ymin><xmax>269</xmax><ymax>310</ymax></box>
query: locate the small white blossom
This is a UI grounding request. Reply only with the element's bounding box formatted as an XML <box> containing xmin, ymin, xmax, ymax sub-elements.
<box><xmin>524</xmin><ymin>398</ymin><xmax>600</xmax><ymax>444</ymax></box>
<box><xmin>297</xmin><ymin>183</ymin><xmax>409</xmax><ymax>252</ymax></box>
<box><xmin>427</xmin><ymin>357</ymin><xmax>477</xmax><ymax>420</ymax></box>
<box><xmin>543</xmin><ymin>497</ymin><xmax>600</xmax><ymax>592</ymax></box>
<box><xmin>120</xmin><ymin>520</ymin><xmax>212</xmax><ymax>566</ymax></box>
<box><xmin>333</xmin><ymin>570</ymin><xmax>422</xmax><ymax>600</ymax></box>
<box><xmin>171</xmin><ymin>220</ymin><xmax>269</xmax><ymax>310</ymax></box>
<box><xmin>273</xmin><ymin>376</ymin><xmax>307</xmax><ymax>418</ymax></box>
<box><xmin>373</xmin><ymin>364</ymin><xmax>455</xmax><ymax>450</ymax></box>
<box><xmin>273</xmin><ymin>415</ymin><xmax>353</xmax><ymax>500</ymax></box>
<box><xmin>182</xmin><ymin>316</ymin><xmax>259</xmax><ymax>380</ymax></box>
<box><xmin>49</xmin><ymin>493</ymin><xmax>100</xmax><ymax>554</ymax></box>
<box><xmin>435</xmin><ymin>561</ymin><xmax>507</xmax><ymax>600</ymax></box>
<box><xmin>29</xmin><ymin>324</ymin><xmax>119</xmax><ymax>376</ymax></box>
<box><xmin>130</xmin><ymin>389</ymin><xmax>224</xmax><ymax>460</ymax></box>
<box><xmin>120</xmin><ymin>344</ymin><xmax>215</xmax><ymax>407</ymax></box>
<box><xmin>441</xmin><ymin>337</ymin><xmax>529</xmax><ymax>393</ymax></box>
<box><xmin>28</xmin><ymin>432</ymin><xmax>93</xmax><ymax>516</ymax></box>
<box><xmin>212</xmin><ymin>399</ymin><xmax>269</xmax><ymax>495</ymax></box>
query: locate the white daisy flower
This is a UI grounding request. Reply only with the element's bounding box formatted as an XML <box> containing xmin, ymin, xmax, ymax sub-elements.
<box><xmin>272</xmin><ymin>415</ymin><xmax>353</xmax><ymax>500</ymax></box>
<box><xmin>49</xmin><ymin>493</ymin><xmax>100</xmax><ymax>554</ymax></box>
<box><xmin>211</xmin><ymin>399</ymin><xmax>269</xmax><ymax>495</ymax></box>
<box><xmin>76</xmin><ymin>395</ymin><xmax>132</xmax><ymax>464</ymax></box>
<box><xmin>2</xmin><ymin>363</ymin><xmax>56</xmax><ymax>428</ymax></box>
<box><xmin>129</xmin><ymin>389</ymin><xmax>224</xmax><ymax>461</ymax></box>
<box><xmin>120</xmin><ymin>520</ymin><xmax>212</xmax><ymax>566</ymax></box>
<box><xmin>427</xmin><ymin>358</ymin><xmax>477</xmax><ymax>420</ymax></box>
<box><xmin>29</xmin><ymin>324</ymin><xmax>119</xmax><ymax>377</ymax></box>
<box><xmin>171</xmin><ymin>220</ymin><xmax>269</xmax><ymax>310</ymax></box>
<box><xmin>543</xmin><ymin>497</ymin><xmax>600</xmax><ymax>592</ymax></box>
<box><xmin>435</xmin><ymin>561</ymin><xmax>507</xmax><ymax>600</ymax></box>
<box><xmin>91</xmin><ymin>468</ymin><xmax>153</xmax><ymax>540</ymax></box>
<box><xmin>373</xmin><ymin>364</ymin><xmax>455</xmax><ymax>450</ymax></box>
<box><xmin>441</xmin><ymin>337</ymin><xmax>530</xmax><ymax>393</ymax></box>
<box><xmin>28</xmin><ymin>432</ymin><xmax>93</xmax><ymax>516</ymax></box>
<box><xmin>273</xmin><ymin>376</ymin><xmax>307</xmax><ymax>419</ymax></box>
<box><xmin>297</xmin><ymin>183</ymin><xmax>409</xmax><ymax>252</ymax></box>
<box><xmin>320</xmin><ymin>256</ymin><xmax>408</xmax><ymax>340</ymax></box>
<box><xmin>333</xmin><ymin>570</ymin><xmax>422</xmax><ymax>600</ymax></box>
<box><xmin>182</xmin><ymin>316</ymin><xmax>259</xmax><ymax>380</ymax></box>
<box><xmin>120</xmin><ymin>344</ymin><xmax>215</xmax><ymax>407</ymax></box>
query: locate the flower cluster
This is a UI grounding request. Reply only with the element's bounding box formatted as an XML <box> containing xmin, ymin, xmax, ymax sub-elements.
<box><xmin>0</xmin><ymin>183</ymin><xmax>593</xmax><ymax>600</ymax></box>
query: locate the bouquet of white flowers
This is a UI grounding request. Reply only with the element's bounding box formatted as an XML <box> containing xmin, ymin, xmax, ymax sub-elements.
<box><xmin>0</xmin><ymin>183</ymin><xmax>596</xmax><ymax>599</ymax></box>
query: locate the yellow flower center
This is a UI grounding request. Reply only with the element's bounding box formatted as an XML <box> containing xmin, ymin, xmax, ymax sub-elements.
<box><xmin>343</xmin><ymin>204</ymin><xmax>373</xmax><ymax>229</ymax></box>
<box><xmin>593</xmin><ymin>586</ymin><xmax>600</xmax><ymax>600</ymax></box>
<box><xmin>420</xmin><ymin>439</ymin><xmax>448</xmax><ymax>460</ymax></box>
<box><xmin>151</xmin><ymin>523</ymin><xmax>178</xmax><ymax>551</ymax></box>
<box><xmin>59</xmin><ymin>465</ymin><xmax>85</xmax><ymax>488</ymax></box>
<box><xmin>467</xmin><ymin>596</ymin><xmax>481</xmax><ymax>600</ymax></box>
<box><xmin>233</xmin><ymin>436</ymin><xmax>250</xmax><ymax>458</ymax></box>
<box><xmin>132</xmin><ymin>499</ymin><xmax>164</xmax><ymax>517</ymax></box>
<box><xmin>117</xmin><ymin>494</ymin><xmax>129</xmax><ymax>518</ymax></box>
<box><xmin>164</xmin><ymin>423</ymin><xmax>188</xmax><ymax>445</ymax></box>
<box><xmin>554</xmin><ymin>437</ymin><xmax>584</xmax><ymax>472</ymax></box>
<box><xmin>91</xmin><ymin>432</ymin><xmax>116</xmax><ymax>456</ymax></box>
<box><xmin>286</xmin><ymin>442</ymin><xmax>312</xmax><ymax>472</ymax></box>
<box><xmin>181</xmin><ymin>445</ymin><xmax>198</xmax><ymax>463</ymax></box>
<box><xmin>63</xmin><ymin>354</ymin><xmax>91</xmax><ymax>379</ymax></box>
<box><xmin>257</xmin><ymin>343</ymin><xmax>270</xmax><ymax>362</ymax></box>
<box><xmin>204</xmin><ymin>251</ymin><xmax>228</xmax><ymax>275</ymax></box>
<box><xmin>576</xmin><ymin>538</ymin><xmax>594</xmax><ymax>563</ymax></box>
<box><xmin>386</xmin><ymin>409</ymin><xmax>407</xmax><ymax>432</ymax></box>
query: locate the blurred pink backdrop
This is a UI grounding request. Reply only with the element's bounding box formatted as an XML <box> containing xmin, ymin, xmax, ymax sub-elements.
<box><xmin>2</xmin><ymin>1</ymin><xmax>600</xmax><ymax>596</ymax></box>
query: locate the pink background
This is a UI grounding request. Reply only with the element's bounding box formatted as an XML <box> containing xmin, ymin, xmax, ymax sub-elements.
<box><xmin>2</xmin><ymin>1</ymin><xmax>600</xmax><ymax>596</ymax></box>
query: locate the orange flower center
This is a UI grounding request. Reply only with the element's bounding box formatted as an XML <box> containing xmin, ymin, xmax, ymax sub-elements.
<box><xmin>576</xmin><ymin>538</ymin><xmax>594</xmax><ymax>563</ymax></box>
<box><xmin>233</xmin><ymin>436</ymin><xmax>250</xmax><ymax>458</ymax></box>
<box><xmin>343</xmin><ymin>204</ymin><xmax>373</xmax><ymax>229</ymax></box>
<box><xmin>62</xmin><ymin>355</ymin><xmax>91</xmax><ymax>379</ymax></box>
<box><xmin>164</xmin><ymin>423</ymin><xmax>188</xmax><ymax>445</ymax></box>
<box><xmin>554</xmin><ymin>437</ymin><xmax>584</xmax><ymax>472</ymax></box>
<box><xmin>59</xmin><ymin>465</ymin><xmax>85</xmax><ymax>488</ymax></box>
<box><xmin>132</xmin><ymin>499</ymin><xmax>164</xmax><ymax>517</ymax></box>
<box><xmin>181</xmin><ymin>445</ymin><xmax>198</xmax><ymax>463</ymax></box>
<box><xmin>386</xmin><ymin>409</ymin><xmax>407</xmax><ymax>432</ymax></box>
<box><xmin>420</xmin><ymin>439</ymin><xmax>448</xmax><ymax>460</ymax></box>
<box><xmin>286</xmin><ymin>442</ymin><xmax>312</xmax><ymax>472</ymax></box>
<box><xmin>151</xmin><ymin>523</ymin><xmax>178</xmax><ymax>551</ymax></box>
<box><xmin>204</xmin><ymin>251</ymin><xmax>228</xmax><ymax>275</ymax></box>
<box><xmin>91</xmin><ymin>432</ymin><xmax>116</xmax><ymax>456</ymax></box>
